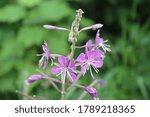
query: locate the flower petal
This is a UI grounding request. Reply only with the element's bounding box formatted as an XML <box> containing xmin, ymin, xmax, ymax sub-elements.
<box><xmin>77</xmin><ymin>53</ymin><xmax>85</xmax><ymax>62</ymax></box>
<box><xmin>68</xmin><ymin>73</ymin><xmax>77</xmax><ymax>83</ymax></box>
<box><xmin>51</xmin><ymin>67</ymin><xmax>61</xmax><ymax>74</ymax></box>
<box><xmin>86</xmin><ymin>40</ymin><xmax>93</xmax><ymax>52</ymax></box>
<box><xmin>58</xmin><ymin>56</ymin><xmax>67</xmax><ymax>67</ymax></box>
<box><xmin>95</xmin><ymin>30</ymin><xmax>104</xmax><ymax>46</ymax></box>
<box><xmin>68</xmin><ymin>61</ymin><xmax>76</xmax><ymax>69</ymax></box>
<box><xmin>81</xmin><ymin>66</ymin><xmax>86</xmax><ymax>75</ymax></box>
<box><xmin>92</xmin><ymin>59</ymin><xmax>103</xmax><ymax>68</ymax></box>
<box><xmin>43</xmin><ymin>57</ymin><xmax>48</xmax><ymax>69</ymax></box>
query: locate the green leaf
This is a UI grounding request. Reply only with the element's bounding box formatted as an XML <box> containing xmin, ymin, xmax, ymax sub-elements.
<box><xmin>17</xmin><ymin>0</ymin><xmax>42</xmax><ymax>7</ymax></box>
<box><xmin>46</xmin><ymin>31</ymin><xmax>69</xmax><ymax>55</ymax></box>
<box><xmin>0</xmin><ymin>39</ymin><xmax>24</xmax><ymax>76</ymax></box>
<box><xmin>0</xmin><ymin>76</ymin><xmax>16</xmax><ymax>92</ymax></box>
<box><xmin>24</xmin><ymin>0</ymin><xmax>71</xmax><ymax>24</ymax></box>
<box><xmin>137</xmin><ymin>77</ymin><xmax>149</xmax><ymax>99</ymax></box>
<box><xmin>17</xmin><ymin>26</ymin><xmax>46</xmax><ymax>48</ymax></box>
<box><xmin>0</xmin><ymin>5</ymin><xmax>27</xmax><ymax>23</ymax></box>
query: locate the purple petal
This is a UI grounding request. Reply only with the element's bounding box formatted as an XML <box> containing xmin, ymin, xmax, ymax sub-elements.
<box><xmin>96</xmin><ymin>37</ymin><xmax>103</xmax><ymax>46</ymax></box>
<box><xmin>96</xmin><ymin>29</ymin><xmax>100</xmax><ymax>38</ymax></box>
<box><xmin>42</xmin><ymin>41</ymin><xmax>50</xmax><ymax>56</ymax></box>
<box><xmin>81</xmin><ymin>66</ymin><xmax>86</xmax><ymax>75</ymax></box>
<box><xmin>92</xmin><ymin>59</ymin><xmax>103</xmax><ymax>68</ymax></box>
<box><xmin>68</xmin><ymin>61</ymin><xmax>76</xmax><ymax>69</ymax></box>
<box><xmin>86</xmin><ymin>40</ymin><xmax>93</xmax><ymax>46</ymax></box>
<box><xmin>86</xmin><ymin>40</ymin><xmax>93</xmax><ymax>52</ymax></box>
<box><xmin>95</xmin><ymin>30</ymin><xmax>104</xmax><ymax>45</ymax></box>
<box><xmin>88</xmin><ymin>50</ymin><xmax>104</xmax><ymax>59</ymax></box>
<box><xmin>77</xmin><ymin>53</ymin><xmax>85</xmax><ymax>62</ymax></box>
<box><xmin>26</xmin><ymin>75</ymin><xmax>42</xmax><ymax>83</ymax></box>
<box><xmin>58</xmin><ymin>56</ymin><xmax>67</xmax><ymax>67</ymax></box>
<box><xmin>87</xmin><ymin>50</ymin><xmax>98</xmax><ymax>58</ymax></box>
<box><xmin>85</xmin><ymin>86</ymin><xmax>98</xmax><ymax>98</ymax></box>
<box><xmin>51</xmin><ymin>67</ymin><xmax>61</xmax><ymax>74</ymax></box>
<box><xmin>43</xmin><ymin>58</ymin><xmax>48</xmax><ymax>69</ymax></box>
<box><xmin>68</xmin><ymin>73</ymin><xmax>77</xmax><ymax>83</ymax></box>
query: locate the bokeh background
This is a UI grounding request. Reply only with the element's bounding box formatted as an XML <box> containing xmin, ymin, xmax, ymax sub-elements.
<box><xmin>0</xmin><ymin>0</ymin><xmax>150</xmax><ymax>100</ymax></box>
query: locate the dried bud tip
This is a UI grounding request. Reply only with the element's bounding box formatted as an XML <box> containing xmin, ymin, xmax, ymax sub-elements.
<box><xmin>76</xmin><ymin>9</ymin><xmax>84</xmax><ymax>14</ymax></box>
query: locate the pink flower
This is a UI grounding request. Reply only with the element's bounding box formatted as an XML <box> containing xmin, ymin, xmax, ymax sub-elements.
<box><xmin>38</xmin><ymin>41</ymin><xmax>59</xmax><ymax>69</ymax></box>
<box><xmin>26</xmin><ymin>75</ymin><xmax>43</xmax><ymax>84</ymax></box>
<box><xmin>85</xmin><ymin>86</ymin><xmax>98</xmax><ymax>98</ymax></box>
<box><xmin>85</xmin><ymin>30</ymin><xmax>111</xmax><ymax>53</ymax></box>
<box><xmin>76</xmin><ymin>50</ymin><xmax>104</xmax><ymax>79</ymax></box>
<box><xmin>51</xmin><ymin>56</ymin><xmax>77</xmax><ymax>84</ymax></box>
<box><xmin>95</xmin><ymin>30</ymin><xmax>111</xmax><ymax>53</ymax></box>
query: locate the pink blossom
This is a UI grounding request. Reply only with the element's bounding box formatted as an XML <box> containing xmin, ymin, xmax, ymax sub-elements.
<box><xmin>85</xmin><ymin>30</ymin><xmax>111</xmax><ymax>53</ymax></box>
<box><xmin>95</xmin><ymin>30</ymin><xmax>111</xmax><ymax>53</ymax></box>
<box><xmin>76</xmin><ymin>50</ymin><xmax>104</xmax><ymax>79</ymax></box>
<box><xmin>38</xmin><ymin>41</ymin><xmax>59</xmax><ymax>69</ymax></box>
<box><xmin>51</xmin><ymin>56</ymin><xmax>77</xmax><ymax>84</ymax></box>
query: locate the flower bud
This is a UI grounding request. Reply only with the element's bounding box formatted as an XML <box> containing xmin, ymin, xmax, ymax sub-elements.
<box><xmin>91</xmin><ymin>24</ymin><xmax>103</xmax><ymax>29</ymax></box>
<box><xmin>85</xmin><ymin>86</ymin><xmax>98</xmax><ymax>98</ymax></box>
<box><xmin>43</xmin><ymin>25</ymin><xmax>69</xmax><ymax>31</ymax></box>
<box><xmin>26</xmin><ymin>75</ymin><xmax>43</xmax><ymax>84</ymax></box>
<box><xmin>99</xmin><ymin>79</ymin><xmax>104</xmax><ymax>87</ymax></box>
<box><xmin>79</xmin><ymin>23</ymin><xmax>103</xmax><ymax>32</ymax></box>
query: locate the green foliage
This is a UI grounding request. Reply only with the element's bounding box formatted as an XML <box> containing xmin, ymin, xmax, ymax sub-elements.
<box><xmin>17</xmin><ymin>0</ymin><xmax>42</xmax><ymax>7</ymax></box>
<box><xmin>17</xmin><ymin>26</ymin><xmax>46</xmax><ymax>47</ymax></box>
<box><xmin>0</xmin><ymin>5</ymin><xmax>27</xmax><ymax>23</ymax></box>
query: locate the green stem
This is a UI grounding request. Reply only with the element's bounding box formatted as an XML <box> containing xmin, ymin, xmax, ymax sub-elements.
<box><xmin>16</xmin><ymin>90</ymin><xmax>35</xmax><ymax>100</ymax></box>
<box><xmin>61</xmin><ymin>82</ymin><xmax>65</xmax><ymax>100</ymax></box>
<box><xmin>70</xmin><ymin>41</ymin><xmax>76</xmax><ymax>59</ymax></box>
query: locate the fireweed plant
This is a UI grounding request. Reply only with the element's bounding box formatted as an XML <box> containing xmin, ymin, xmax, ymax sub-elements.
<box><xmin>21</xmin><ymin>9</ymin><xmax>111</xmax><ymax>100</ymax></box>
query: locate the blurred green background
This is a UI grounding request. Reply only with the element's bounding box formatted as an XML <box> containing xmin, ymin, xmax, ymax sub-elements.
<box><xmin>0</xmin><ymin>0</ymin><xmax>150</xmax><ymax>100</ymax></box>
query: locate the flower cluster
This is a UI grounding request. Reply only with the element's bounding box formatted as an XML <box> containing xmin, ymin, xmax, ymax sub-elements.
<box><xmin>26</xmin><ymin>9</ymin><xmax>110</xmax><ymax>100</ymax></box>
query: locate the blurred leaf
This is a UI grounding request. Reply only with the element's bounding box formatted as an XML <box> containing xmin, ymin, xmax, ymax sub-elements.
<box><xmin>17</xmin><ymin>0</ymin><xmax>42</xmax><ymax>7</ymax></box>
<box><xmin>1</xmin><ymin>39</ymin><xmax>23</xmax><ymax>59</ymax></box>
<box><xmin>0</xmin><ymin>5</ymin><xmax>27</xmax><ymax>23</ymax></box>
<box><xmin>17</xmin><ymin>26</ymin><xmax>46</xmax><ymax>48</ymax></box>
<box><xmin>0</xmin><ymin>75</ymin><xmax>16</xmax><ymax>92</ymax></box>
<box><xmin>0</xmin><ymin>39</ymin><xmax>24</xmax><ymax>75</ymax></box>
<box><xmin>137</xmin><ymin>77</ymin><xmax>149</xmax><ymax>99</ymax></box>
<box><xmin>46</xmin><ymin>31</ymin><xmax>69</xmax><ymax>55</ymax></box>
<box><xmin>24</xmin><ymin>0</ymin><xmax>71</xmax><ymax>24</ymax></box>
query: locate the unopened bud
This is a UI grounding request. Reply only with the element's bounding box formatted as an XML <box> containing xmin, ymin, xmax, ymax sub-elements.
<box><xmin>43</xmin><ymin>25</ymin><xmax>69</xmax><ymax>31</ymax></box>
<box><xmin>79</xmin><ymin>23</ymin><xmax>103</xmax><ymax>32</ymax></box>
